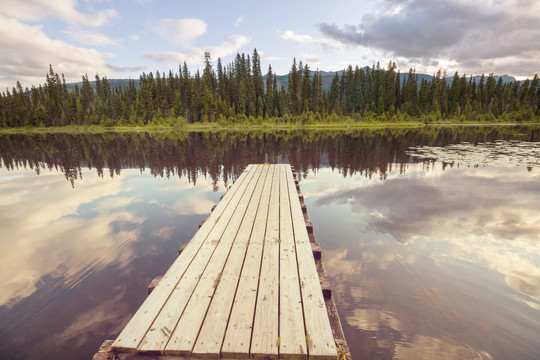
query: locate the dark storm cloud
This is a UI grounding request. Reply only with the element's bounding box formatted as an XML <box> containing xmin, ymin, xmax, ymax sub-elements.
<box><xmin>319</xmin><ymin>0</ymin><xmax>499</xmax><ymax>58</ymax></box>
<box><xmin>318</xmin><ymin>0</ymin><xmax>540</xmax><ymax>75</ymax></box>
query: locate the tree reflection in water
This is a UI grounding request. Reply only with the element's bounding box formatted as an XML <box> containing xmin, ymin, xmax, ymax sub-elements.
<box><xmin>1</xmin><ymin>126</ymin><xmax>538</xmax><ymax>186</ymax></box>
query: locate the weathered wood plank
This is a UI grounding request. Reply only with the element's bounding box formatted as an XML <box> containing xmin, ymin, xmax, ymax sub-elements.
<box><xmin>210</xmin><ymin>165</ymin><xmax>274</xmax><ymax>359</ymax></box>
<box><xmin>167</xmin><ymin>165</ymin><xmax>270</xmax><ymax>357</ymax></box>
<box><xmin>248</xmin><ymin>164</ymin><xmax>281</xmax><ymax>359</ymax></box>
<box><xmin>135</xmin><ymin>166</ymin><xmax>264</xmax><ymax>354</ymax></box>
<box><xmin>285</xmin><ymin>165</ymin><xmax>336</xmax><ymax>360</ymax></box>
<box><xmin>279</xmin><ymin>165</ymin><xmax>308</xmax><ymax>359</ymax></box>
<box><xmin>163</xmin><ymin>165</ymin><xmax>268</xmax><ymax>356</ymax></box>
<box><xmin>112</xmin><ymin>165</ymin><xmax>256</xmax><ymax>353</ymax></box>
<box><xmin>114</xmin><ymin>164</ymin><xmax>341</xmax><ymax>360</ymax></box>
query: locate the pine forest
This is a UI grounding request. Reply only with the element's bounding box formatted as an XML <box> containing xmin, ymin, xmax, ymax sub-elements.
<box><xmin>1</xmin><ymin>49</ymin><xmax>539</xmax><ymax>128</ymax></box>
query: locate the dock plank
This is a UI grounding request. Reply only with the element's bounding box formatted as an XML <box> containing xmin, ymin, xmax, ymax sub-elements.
<box><xmin>285</xmin><ymin>165</ymin><xmax>336</xmax><ymax>360</ymax></box>
<box><xmin>112</xmin><ymin>165</ymin><xmax>256</xmax><ymax>353</ymax></box>
<box><xmin>249</xmin><ymin>164</ymin><xmax>280</xmax><ymax>359</ymax></box>
<box><xmin>112</xmin><ymin>164</ymin><xmax>342</xmax><ymax>359</ymax></box>
<box><xmin>136</xmin><ymin>166</ymin><xmax>264</xmax><ymax>354</ymax></box>
<box><xmin>194</xmin><ymin>165</ymin><xmax>275</xmax><ymax>358</ymax></box>
<box><xmin>166</xmin><ymin>165</ymin><xmax>270</xmax><ymax>357</ymax></box>
<box><xmin>279</xmin><ymin>166</ymin><xmax>308</xmax><ymax>359</ymax></box>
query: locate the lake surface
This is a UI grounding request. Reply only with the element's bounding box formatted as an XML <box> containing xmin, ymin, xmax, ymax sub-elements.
<box><xmin>0</xmin><ymin>126</ymin><xmax>539</xmax><ymax>360</ymax></box>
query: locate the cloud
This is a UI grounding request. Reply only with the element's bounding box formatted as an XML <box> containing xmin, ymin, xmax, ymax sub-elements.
<box><xmin>318</xmin><ymin>0</ymin><xmax>540</xmax><ymax>76</ymax></box>
<box><xmin>302</xmin><ymin>53</ymin><xmax>320</xmax><ymax>65</ymax></box>
<box><xmin>0</xmin><ymin>0</ymin><xmax>118</xmax><ymax>27</ymax></box>
<box><xmin>0</xmin><ymin>14</ymin><xmax>111</xmax><ymax>88</ymax></box>
<box><xmin>315</xmin><ymin>164</ymin><xmax>540</xmax><ymax>302</ymax></box>
<box><xmin>66</xmin><ymin>29</ymin><xmax>122</xmax><ymax>46</ymax></box>
<box><xmin>93</xmin><ymin>196</ymin><xmax>142</xmax><ymax>212</ymax></box>
<box><xmin>280</xmin><ymin>30</ymin><xmax>345</xmax><ymax>52</ymax></box>
<box><xmin>258</xmin><ymin>50</ymin><xmax>285</xmax><ymax>61</ymax></box>
<box><xmin>319</xmin><ymin>168</ymin><xmax>540</xmax><ymax>244</ymax></box>
<box><xmin>154</xmin><ymin>18</ymin><xmax>207</xmax><ymax>44</ymax></box>
<box><xmin>51</xmin><ymin>290</ymin><xmax>131</xmax><ymax>347</ymax></box>
<box><xmin>235</xmin><ymin>16</ymin><xmax>244</xmax><ymax>26</ymax></box>
<box><xmin>394</xmin><ymin>335</ymin><xmax>495</xmax><ymax>360</ymax></box>
<box><xmin>145</xmin><ymin>34</ymin><xmax>251</xmax><ymax>66</ymax></box>
<box><xmin>171</xmin><ymin>195</ymin><xmax>215</xmax><ymax>215</ymax></box>
<box><xmin>109</xmin><ymin>64</ymin><xmax>147</xmax><ymax>73</ymax></box>
<box><xmin>151</xmin><ymin>226</ymin><xmax>176</xmax><ymax>240</ymax></box>
<box><xmin>0</xmin><ymin>169</ymin><xmax>143</xmax><ymax>308</ymax></box>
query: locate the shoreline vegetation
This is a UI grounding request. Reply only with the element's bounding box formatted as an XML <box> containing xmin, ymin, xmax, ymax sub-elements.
<box><xmin>1</xmin><ymin>50</ymin><xmax>539</xmax><ymax>131</ymax></box>
<box><xmin>2</xmin><ymin>120</ymin><xmax>539</xmax><ymax>135</ymax></box>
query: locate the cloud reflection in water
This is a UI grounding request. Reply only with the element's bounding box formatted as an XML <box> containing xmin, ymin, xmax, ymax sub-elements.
<box><xmin>304</xmin><ymin>164</ymin><xmax>540</xmax><ymax>359</ymax></box>
<box><xmin>0</xmin><ymin>165</ymin><xmax>224</xmax><ymax>359</ymax></box>
<box><xmin>0</xmin><ymin>169</ymin><xmax>143</xmax><ymax>308</ymax></box>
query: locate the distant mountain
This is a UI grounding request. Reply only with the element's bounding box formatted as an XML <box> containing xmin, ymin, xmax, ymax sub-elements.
<box><xmin>66</xmin><ymin>79</ymin><xmax>140</xmax><ymax>91</ymax></box>
<box><xmin>266</xmin><ymin>70</ymin><xmax>517</xmax><ymax>92</ymax></box>
<box><xmin>65</xmin><ymin>71</ymin><xmax>517</xmax><ymax>93</ymax></box>
<box><xmin>466</xmin><ymin>74</ymin><xmax>517</xmax><ymax>84</ymax></box>
<box><xmin>269</xmin><ymin>70</ymin><xmax>337</xmax><ymax>92</ymax></box>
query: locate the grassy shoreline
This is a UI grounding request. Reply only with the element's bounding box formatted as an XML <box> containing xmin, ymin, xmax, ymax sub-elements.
<box><xmin>0</xmin><ymin>122</ymin><xmax>424</xmax><ymax>133</ymax></box>
<box><xmin>1</xmin><ymin>120</ymin><xmax>540</xmax><ymax>134</ymax></box>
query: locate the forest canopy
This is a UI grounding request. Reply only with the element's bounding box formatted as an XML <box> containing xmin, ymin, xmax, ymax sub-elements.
<box><xmin>1</xmin><ymin>49</ymin><xmax>539</xmax><ymax>128</ymax></box>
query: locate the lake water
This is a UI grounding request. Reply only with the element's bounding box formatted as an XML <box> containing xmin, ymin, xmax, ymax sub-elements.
<box><xmin>0</xmin><ymin>126</ymin><xmax>539</xmax><ymax>360</ymax></box>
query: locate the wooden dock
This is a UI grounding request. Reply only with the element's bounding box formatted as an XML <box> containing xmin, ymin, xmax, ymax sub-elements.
<box><xmin>95</xmin><ymin>164</ymin><xmax>350</xmax><ymax>360</ymax></box>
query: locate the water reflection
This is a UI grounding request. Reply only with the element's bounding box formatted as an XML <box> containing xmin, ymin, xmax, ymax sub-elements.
<box><xmin>1</xmin><ymin>126</ymin><xmax>540</xmax><ymax>359</ymax></box>
<box><xmin>0</xmin><ymin>170</ymin><xmax>139</xmax><ymax>308</ymax></box>
<box><xmin>408</xmin><ymin>140</ymin><xmax>540</xmax><ymax>168</ymax></box>
<box><xmin>0</xmin><ymin>167</ymin><xmax>224</xmax><ymax>359</ymax></box>
<box><xmin>1</xmin><ymin>126</ymin><xmax>539</xmax><ymax>186</ymax></box>
<box><xmin>302</xmin><ymin>165</ymin><xmax>540</xmax><ymax>360</ymax></box>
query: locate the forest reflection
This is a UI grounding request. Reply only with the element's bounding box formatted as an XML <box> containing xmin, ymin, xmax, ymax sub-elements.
<box><xmin>1</xmin><ymin>126</ymin><xmax>538</xmax><ymax>186</ymax></box>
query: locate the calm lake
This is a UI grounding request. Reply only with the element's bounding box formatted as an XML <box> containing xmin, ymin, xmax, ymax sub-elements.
<box><xmin>0</xmin><ymin>126</ymin><xmax>539</xmax><ymax>360</ymax></box>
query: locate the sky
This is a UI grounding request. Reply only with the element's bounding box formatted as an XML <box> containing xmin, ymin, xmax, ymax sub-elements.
<box><xmin>1</xmin><ymin>0</ymin><xmax>539</xmax><ymax>90</ymax></box>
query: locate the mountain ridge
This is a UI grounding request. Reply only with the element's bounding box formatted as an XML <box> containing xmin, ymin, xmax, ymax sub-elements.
<box><xmin>66</xmin><ymin>71</ymin><xmax>519</xmax><ymax>92</ymax></box>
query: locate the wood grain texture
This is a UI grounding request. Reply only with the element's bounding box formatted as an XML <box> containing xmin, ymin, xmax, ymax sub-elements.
<box><xmin>244</xmin><ymin>165</ymin><xmax>280</xmax><ymax>359</ymax></box>
<box><xmin>188</xmin><ymin>165</ymin><xmax>271</xmax><ymax>358</ymax></box>
<box><xmin>278</xmin><ymin>166</ymin><xmax>308</xmax><ymax>359</ymax></box>
<box><xmin>156</xmin><ymin>165</ymin><xmax>265</xmax><ymax>355</ymax></box>
<box><xmin>285</xmin><ymin>165</ymin><xmax>336</xmax><ymax>359</ymax></box>
<box><xmin>113</xmin><ymin>165</ymin><xmax>338</xmax><ymax>359</ymax></box>
<box><xmin>112</xmin><ymin>165</ymin><xmax>256</xmax><ymax>353</ymax></box>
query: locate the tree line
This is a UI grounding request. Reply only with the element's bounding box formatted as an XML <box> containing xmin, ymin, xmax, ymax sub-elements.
<box><xmin>1</xmin><ymin>49</ymin><xmax>539</xmax><ymax>128</ymax></box>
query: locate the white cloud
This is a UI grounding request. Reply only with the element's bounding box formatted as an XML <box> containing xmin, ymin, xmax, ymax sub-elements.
<box><xmin>209</xmin><ymin>34</ymin><xmax>251</xmax><ymax>58</ymax></box>
<box><xmin>258</xmin><ymin>50</ymin><xmax>285</xmax><ymax>61</ymax></box>
<box><xmin>145</xmin><ymin>34</ymin><xmax>251</xmax><ymax>66</ymax></box>
<box><xmin>235</xmin><ymin>16</ymin><xmax>244</xmax><ymax>26</ymax></box>
<box><xmin>94</xmin><ymin>196</ymin><xmax>142</xmax><ymax>212</ymax></box>
<box><xmin>0</xmin><ymin>169</ymin><xmax>144</xmax><ymax>308</ymax></box>
<box><xmin>171</xmin><ymin>195</ymin><xmax>215</xmax><ymax>215</ymax></box>
<box><xmin>395</xmin><ymin>334</ymin><xmax>495</xmax><ymax>359</ymax></box>
<box><xmin>281</xmin><ymin>30</ymin><xmax>315</xmax><ymax>44</ymax></box>
<box><xmin>0</xmin><ymin>0</ymin><xmax>118</xmax><ymax>27</ymax></box>
<box><xmin>154</xmin><ymin>18</ymin><xmax>207</xmax><ymax>44</ymax></box>
<box><xmin>152</xmin><ymin>226</ymin><xmax>176</xmax><ymax>240</ymax></box>
<box><xmin>66</xmin><ymin>29</ymin><xmax>121</xmax><ymax>46</ymax></box>
<box><xmin>0</xmin><ymin>14</ymin><xmax>111</xmax><ymax>88</ymax></box>
<box><xmin>302</xmin><ymin>53</ymin><xmax>320</xmax><ymax>65</ymax></box>
<box><xmin>280</xmin><ymin>30</ymin><xmax>346</xmax><ymax>52</ymax></box>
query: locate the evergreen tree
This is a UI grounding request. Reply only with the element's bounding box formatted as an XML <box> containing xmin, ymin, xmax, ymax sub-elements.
<box><xmin>0</xmin><ymin>52</ymin><xmax>538</xmax><ymax>128</ymax></box>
